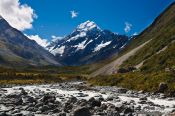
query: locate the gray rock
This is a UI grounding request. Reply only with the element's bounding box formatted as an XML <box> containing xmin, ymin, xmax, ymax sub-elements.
<box><xmin>139</xmin><ymin>97</ymin><xmax>147</xmax><ymax>101</ymax></box>
<box><xmin>52</xmin><ymin>108</ymin><xmax>61</xmax><ymax>113</ymax></box>
<box><xmin>106</xmin><ymin>95</ymin><xmax>114</xmax><ymax>101</ymax></box>
<box><xmin>89</xmin><ymin>97</ymin><xmax>101</xmax><ymax>107</ymax></box>
<box><xmin>123</xmin><ymin>107</ymin><xmax>133</xmax><ymax>114</ymax></box>
<box><xmin>64</xmin><ymin>102</ymin><xmax>73</xmax><ymax>112</ymax></box>
<box><xmin>76</xmin><ymin>99</ymin><xmax>88</xmax><ymax>107</ymax></box>
<box><xmin>73</xmin><ymin>107</ymin><xmax>91</xmax><ymax>116</ymax></box>
<box><xmin>158</xmin><ymin>82</ymin><xmax>168</xmax><ymax>93</ymax></box>
<box><xmin>19</xmin><ymin>88</ymin><xmax>27</xmax><ymax>95</ymax></box>
<box><xmin>26</xmin><ymin>107</ymin><xmax>35</xmax><ymax>112</ymax></box>
<box><xmin>0</xmin><ymin>112</ymin><xmax>11</xmax><ymax>116</ymax></box>
<box><xmin>67</xmin><ymin>96</ymin><xmax>77</xmax><ymax>103</ymax></box>
<box><xmin>12</xmin><ymin>113</ymin><xmax>23</xmax><ymax>116</ymax></box>
<box><xmin>118</xmin><ymin>88</ymin><xmax>128</xmax><ymax>93</ymax></box>
<box><xmin>39</xmin><ymin>105</ymin><xmax>50</xmax><ymax>112</ymax></box>
<box><xmin>135</xmin><ymin>105</ymin><xmax>141</xmax><ymax>111</ymax></box>
<box><xmin>6</xmin><ymin>93</ymin><xmax>21</xmax><ymax>98</ymax></box>
<box><xmin>138</xmin><ymin>100</ymin><xmax>147</xmax><ymax>104</ymax></box>
<box><xmin>35</xmin><ymin>103</ymin><xmax>43</xmax><ymax>108</ymax></box>
<box><xmin>11</xmin><ymin>109</ymin><xmax>20</xmax><ymax>114</ymax></box>
<box><xmin>76</xmin><ymin>93</ymin><xmax>88</xmax><ymax>97</ymax></box>
<box><xmin>106</xmin><ymin>111</ymin><xmax>120</xmax><ymax>116</ymax></box>
<box><xmin>41</xmin><ymin>95</ymin><xmax>56</xmax><ymax>103</ymax></box>
<box><xmin>107</xmin><ymin>104</ymin><xmax>117</xmax><ymax>111</ymax></box>
<box><xmin>23</xmin><ymin>96</ymin><xmax>35</xmax><ymax>103</ymax></box>
<box><xmin>57</xmin><ymin>112</ymin><xmax>66</xmax><ymax>116</ymax></box>
<box><xmin>100</xmin><ymin>104</ymin><xmax>108</xmax><ymax>110</ymax></box>
<box><xmin>15</xmin><ymin>97</ymin><xmax>23</xmax><ymax>105</ymax></box>
<box><xmin>35</xmin><ymin>111</ymin><xmax>42</xmax><ymax>114</ymax></box>
<box><xmin>25</xmin><ymin>113</ymin><xmax>34</xmax><ymax>116</ymax></box>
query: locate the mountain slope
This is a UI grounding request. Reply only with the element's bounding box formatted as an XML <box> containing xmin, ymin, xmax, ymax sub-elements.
<box><xmin>91</xmin><ymin>1</ymin><xmax>175</xmax><ymax>76</ymax></box>
<box><xmin>90</xmin><ymin>40</ymin><xmax>151</xmax><ymax>77</ymax></box>
<box><xmin>47</xmin><ymin>21</ymin><xmax>130</xmax><ymax>66</ymax></box>
<box><xmin>0</xmin><ymin>16</ymin><xmax>61</xmax><ymax>67</ymax></box>
<box><xmin>120</xmin><ymin>2</ymin><xmax>175</xmax><ymax>72</ymax></box>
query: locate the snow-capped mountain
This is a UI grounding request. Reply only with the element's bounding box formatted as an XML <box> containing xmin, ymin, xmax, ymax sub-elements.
<box><xmin>46</xmin><ymin>20</ymin><xmax>130</xmax><ymax>65</ymax></box>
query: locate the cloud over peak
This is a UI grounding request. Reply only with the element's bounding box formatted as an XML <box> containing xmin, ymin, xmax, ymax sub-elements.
<box><xmin>124</xmin><ymin>22</ymin><xmax>132</xmax><ymax>33</ymax></box>
<box><xmin>26</xmin><ymin>34</ymin><xmax>49</xmax><ymax>48</ymax></box>
<box><xmin>0</xmin><ymin>0</ymin><xmax>37</xmax><ymax>31</ymax></box>
<box><xmin>51</xmin><ymin>35</ymin><xmax>63</xmax><ymax>41</ymax></box>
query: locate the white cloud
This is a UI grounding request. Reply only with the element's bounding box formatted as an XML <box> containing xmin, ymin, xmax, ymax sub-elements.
<box><xmin>26</xmin><ymin>34</ymin><xmax>49</xmax><ymax>48</ymax></box>
<box><xmin>124</xmin><ymin>22</ymin><xmax>132</xmax><ymax>33</ymax></box>
<box><xmin>133</xmin><ymin>32</ymin><xmax>138</xmax><ymax>36</ymax></box>
<box><xmin>52</xmin><ymin>35</ymin><xmax>63</xmax><ymax>40</ymax></box>
<box><xmin>70</xmin><ymin>10</ymin><xmax>78</xmax><ymax>18</ymax></box>
<box><xmin>0</xmin><ymin>0</ymin><xmax>37</xmax><ymax>31</ymax></box>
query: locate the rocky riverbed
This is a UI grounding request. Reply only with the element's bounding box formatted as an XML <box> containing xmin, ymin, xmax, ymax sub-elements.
<box><xmin>0</xmin><ymin>81</ymin><xmax>175</xmax><ymax>116</ymax></box>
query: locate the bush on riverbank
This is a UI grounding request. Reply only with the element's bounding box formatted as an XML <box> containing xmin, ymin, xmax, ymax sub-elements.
<box><xmin>0</xmin><ymin>72</ymin><xmax>63</xmax><ymax>85</ymax></box>
<box><xmin>0</xmin><ymin>72</ymin><xmax>87</xmax><ymax>85</ymax></box>
<box><xmin>0</xmin><ymin>66</ymin><xmax>89</xmax><ymax>85</ymax></box>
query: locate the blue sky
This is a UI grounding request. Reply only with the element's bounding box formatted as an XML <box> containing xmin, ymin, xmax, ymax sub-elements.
<box><xmin>18</xmin><ymin>0</ymin><xmax>174</xmax><ymax>40</ymax></box>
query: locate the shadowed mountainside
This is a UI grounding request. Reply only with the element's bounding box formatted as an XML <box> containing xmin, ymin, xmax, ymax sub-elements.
<box><xmin>0</xmin><ymin>16</ymin><xmax>61</xmax><ymax>67</ymax></box>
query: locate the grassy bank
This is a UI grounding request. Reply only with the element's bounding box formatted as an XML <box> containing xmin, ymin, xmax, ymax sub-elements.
<box><xmin>0</xmin><ymin>66</ymin><xmax>89</xmax><ymax>85</ymax></box>
<box><xmin>0</xmin><ymin>72</ymin><xmax>88</xmax><ymax>85</ymax></box>
<box><xmin>0</xmin><ymin>72</ymin><xmax>63</xmax><ymax>85</ymax></box>
<box><xmin>1</xmin><ymin>65</ymin><xmax>175</xmax><ymax>94</ymax></box>
<box><xmin>88</xmin><ymin>71</ymin><xmax>175</xmax><ymax>93</ymax></box>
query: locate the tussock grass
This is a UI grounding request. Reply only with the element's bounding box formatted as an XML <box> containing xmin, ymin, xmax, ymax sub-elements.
<box><xmin>88</xmin><ymin>71</ymin><xmax>175</xmax><ymax>92</ymax></box>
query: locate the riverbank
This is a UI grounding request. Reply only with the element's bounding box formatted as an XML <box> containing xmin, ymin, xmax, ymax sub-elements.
<box><xmin>0</xmin><ymin>81</ymin><xmax>175</xmax><ymax>116</ymax></box>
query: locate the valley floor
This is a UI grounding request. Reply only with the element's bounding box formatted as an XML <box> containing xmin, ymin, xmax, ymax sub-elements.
<box><xmin>0</xmin><ymin>81</ymin><xmax>175</xmax><ymax>116</ymax></box>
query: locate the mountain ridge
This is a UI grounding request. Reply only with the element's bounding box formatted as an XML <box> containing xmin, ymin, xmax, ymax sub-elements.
<box><xmin>0</xmin><ymin>16</ymin><xmax>61</xmax><ymax>67</ymax></box>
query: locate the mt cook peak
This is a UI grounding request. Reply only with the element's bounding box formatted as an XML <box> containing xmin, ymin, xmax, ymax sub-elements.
<box><xmin>46</xmin><ymin>21</ymin><xmax>131</xmax><ymax>66</ymax></box>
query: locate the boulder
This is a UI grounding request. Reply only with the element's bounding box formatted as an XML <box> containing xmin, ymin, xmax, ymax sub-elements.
<box><xmin>158</xmin><ymin>82</ymin><xmax>168</xmax><ymax>93</ymax></box>
<box><xmin>6</xmin><ymin>93</ymin><xmax>21</xmax><ymax>98</ymax></box>
<box><xmin>57</xmin><ymin>112</ymin><xmax>66</xmax><ymax>116</ymax></box>
<box><xmin>41</xmin><ymin>95</ymin><xmax>56</xmax><ymax>103</ymax></box>
<box><xmin>118</xmin><ymin>88</ymin><xmax>128</xmax><ymax>93</ymax></box>
<box><xmin>73</xmin><ymin>107</ymin><xmax>91</xmax><ymax>116</ymax></box>
<box><xmin>64</xmin><ymin>102</ymin><xmax>73</xmax><ymax>113</ymax></box>
<box><xmin>106</xmin><ymin>95</ymin><xmax>119</xmax><ymax>101</ymax></box>
<box><xmin>89</xmin><ymin>97</ymin><xmax>101</xmax><ymax>107</ymax></box>
<box><xmin>139</xmin><ymin>97</ymin><xmax>147</xmax><ymax>101</ymax></box>
<box><xmin>76</xmin><ymin>99</ymin><xmax>88</xmax><ymax>107</ymax></box>
<box><xmin>52</xmin><ymin>108</ymin><xmax>61</xmax><ymax>113</ymax></box>
<box><xmin>169</xmin><ymin>90</ymin><xmax>175</xmax><ymax>97</ymax></box>
<box><xmin>106</xmin><ymin>111</ymin><xmax>120</xmax><ymax>116</ymax></box>
<box><xmin>0</xmin><ymin>112</ymin><xmax>10</xmax><ymax>116</ymax></box>
<box><xmin>39</xmin><ymin>105</ymin><xmax>50</xmax><ymax>112</ymax></box>
<box><xmin>15</xmin><ymin>97</ymin><xmax>23</xmax><ymax>105</ymax></box>
<box><xmin>123</xmin><ymin>107</ymin><xmax>133</xmax><ymax>114</ymax></box>
<box><xmin>118</xmin><ymin>68</ymin><xmax>129</xmax><ymax>73</ymax></box>
<box><xmin>23</xmin><ymin>96</ymin><xmax>35</xmax><ymax>103</ymax></box>
<box><xmin>100</xmin><ymin>104</ymin><xmax>108</xmax><ymax>110</ymax></box>
<box><xmin>26</xmin><ymin>107</ymin><xmax>35</xmax><ymax>112</ymax></box>
<box><xmin>19</xmin><ymin>88</ymin><xmax>27</xmax><ymax>95</ymax></box>
<box><xmin>13</xmin><ymin>113</ymin><xmax>23</xmax><ymax>116</ymax></box>
<box><xmin>67</xmin><ymin>96</ymin><xmax>77</xmax><ymax>103</ymax></box>
<box><xmin>35</xmin><ymin>103</ymin><xmax>43</xmax><ymax>108</ymax></box>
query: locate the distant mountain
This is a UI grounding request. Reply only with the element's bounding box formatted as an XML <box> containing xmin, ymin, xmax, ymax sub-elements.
<box><xmin>0</xmin><ymin>16</ymin><xmax>61</xmax><ymax>67</ymax></box>
<box><xmin>47</xmin><ymin>21</ymin><xmax>130</xmax><ymax>65</ymax></box>
<box><xmin>91</xmin><ymin>1</ymin><xmax>175</xmax><ymax>76</ymax></box>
